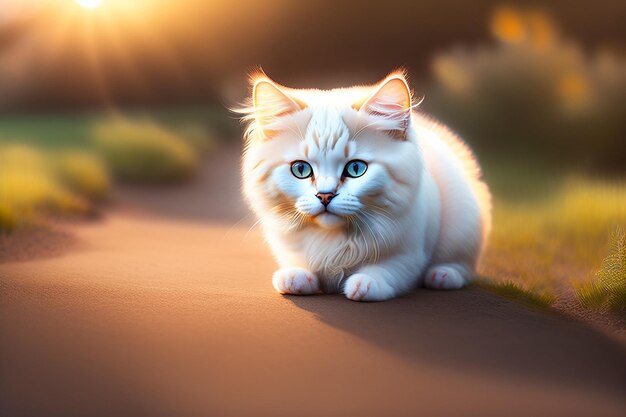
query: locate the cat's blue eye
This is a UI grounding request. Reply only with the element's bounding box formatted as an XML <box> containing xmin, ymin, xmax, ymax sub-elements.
<box><xmin>344</xmin><ymin>160</ymin><xmax>367</xmax><ymax>178</ymax></box>
<box><xmin>291</xmin><ymin>161</ymin><xmax>313</xmax><ymax>179</ymax></box>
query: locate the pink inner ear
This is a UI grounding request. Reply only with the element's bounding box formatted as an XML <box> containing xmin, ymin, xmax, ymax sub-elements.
<box><xmin>361</xmin><ymin>78</ymin><xmax>411</xmax><ymax>119</ymax></box>
<box><xmin>253</xmin><ymin>80</ymin><xmax>306</xmax><ymax>137</ymax></box>
<box><xmin>254</xmin><ymin>81</ymin><xmax>303</xmax><ymax>117</ymax></box>
<box><xmin>367</xmin><ymin>101</ymin><xmax>409</xmax><ymax>119</ymax></box>
<box><xmin>364</xmin><ymin>78</ymin><xmax>411</xmax><ymax>113</ymax></box>
<box><xmin>358</xmin><ymin>77</ymin><xmax>412</xmax><ymax>139</ymax></box>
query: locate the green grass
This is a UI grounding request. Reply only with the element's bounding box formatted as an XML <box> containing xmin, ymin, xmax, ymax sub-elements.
<box><xmin>480</xmin><ymin>167</ymin><xmax>626</xmax><ymax>313</ymax></box>
<box><xmin>474</xmin><ymin>279</ymin><xmax>556</xmax><ymax>310</ymax></box>
<box><xmin>575</xmin><ymin>227</ymin><xmax>626</xmax><ymax>311</ymax></box>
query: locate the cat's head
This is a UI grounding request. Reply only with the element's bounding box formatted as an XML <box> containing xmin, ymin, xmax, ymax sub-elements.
<box><xmin>240</xmin><ymin>71</ymin><xmax>423</xmax><ymax>232</ymax></box>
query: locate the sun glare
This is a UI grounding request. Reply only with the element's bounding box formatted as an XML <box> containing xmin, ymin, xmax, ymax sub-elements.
<box><xmin>75</xmin><ymin>0</ymin><xmax>103</xmax><ymax>9</ymax></box>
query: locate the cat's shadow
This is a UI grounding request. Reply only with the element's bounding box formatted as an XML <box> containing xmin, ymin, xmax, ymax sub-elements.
<box><xmin>286</xmin><ymin>287</ymin><xmax>626</xmax><ymax>396</ymax></box>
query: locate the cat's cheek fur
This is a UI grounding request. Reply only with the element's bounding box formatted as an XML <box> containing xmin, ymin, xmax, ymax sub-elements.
<box><xmin>272</xmin><ymin>166</ymin><xmax>307</xmax><ymax>201</ymax></box>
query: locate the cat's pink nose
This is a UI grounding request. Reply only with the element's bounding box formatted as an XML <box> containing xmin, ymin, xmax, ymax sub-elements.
<box><xmin>316</xmin><ymin>192</ymin><xmax>336</xmax><ymax>207</ymax></box>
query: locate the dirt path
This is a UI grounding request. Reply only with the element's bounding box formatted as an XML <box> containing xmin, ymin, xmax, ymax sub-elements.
<box><xmin>1</xmin><ymin>145</ymin><xmax>625</xmax><ymax>417</ymax></box>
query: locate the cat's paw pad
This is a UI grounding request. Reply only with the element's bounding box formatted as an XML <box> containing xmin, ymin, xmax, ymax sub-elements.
<box><xmin>424</xmin><ymin>266</ymin><xmax>465</xmax><ymax>290</ymax></box>
<box><xmin>272</xmin><ymin>268</ymin><xmax>320</xmax><ymax>295</ymax></box>
<box><xmin>343</xmin><ymin>273</ymin><xmax>384</xmax><ymax>302</ymax></box>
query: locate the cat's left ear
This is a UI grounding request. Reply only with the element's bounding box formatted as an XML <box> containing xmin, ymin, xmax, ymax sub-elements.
<box><xmin>252</xmin><ymin>77</ymin><xmax>306</xmax><ymax>138</ymax></box>
<box><xmin>355</xmin><ymin>74</ymin><xmax>412</xmax><ymax>139</ymax></box>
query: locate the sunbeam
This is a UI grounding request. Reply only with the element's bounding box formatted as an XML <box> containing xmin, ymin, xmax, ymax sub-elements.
<box><xmin>75</xmin><ymin>0</ymin><xmax>102</xmax><ymax>9</ymax></box>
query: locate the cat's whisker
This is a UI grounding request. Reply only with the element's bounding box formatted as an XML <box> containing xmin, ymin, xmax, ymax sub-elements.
<box><xmin>368</xmin><ymin>210</ymin><xmax>399</xmax><ymax>236</ymax></box>
<box><xmin>352</xmin><ymin>117</ymin><xmax>384</xmax><ymax>141</ymax></box>
<box><xmin>351</xmin><ymin>218</ymin><xmax>369</xmax><ymax>259</ymax></box>
<box><xmin>222</xmin><ymin>212</ymin><xmax>256</xmax><ymax>240</ymax></box>
<box><xmin>243</xmin><ymin>217</ymin><xmax>264</xmax><ymax>240</ymax></box>
<box><xmin>369</xmin><ymin>208</ymin><xmax>400</xmax><ymax>250</ymax></box>
<box><xmin>283</xmin><ymin>124</ymin><xmax>306</xmax><ymax>141</ymax></box>
<box><xmin>362</xmin><ymin>217</ymin><xmax>381</xmax><ymax>263</ymax></box>
<box><xmin>359</xmin><ymin>215</ymin><xmax>382</xmax><ymax>263</ymax></box>
<box><xmin>356</xmin><ymin>207</ymin><xmax>399</xmax><ymax>259</ymax></box>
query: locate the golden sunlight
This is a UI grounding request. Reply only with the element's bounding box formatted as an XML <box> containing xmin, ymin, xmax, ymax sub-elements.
<box><xmin>75</xmin><ymin>0</ymin><xmax>103</xmax><ymax>9</ymax></box>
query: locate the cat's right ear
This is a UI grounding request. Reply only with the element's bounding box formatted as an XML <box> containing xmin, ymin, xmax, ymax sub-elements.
<box><xmin>354</xmin><ymin>73</ymin><xmax>412</xmax><ymax>140</ymax></box>
<box><xmin>252</xmin><ymin>78</ymin><xmax>305</xmax><ymax>138</ymax></box>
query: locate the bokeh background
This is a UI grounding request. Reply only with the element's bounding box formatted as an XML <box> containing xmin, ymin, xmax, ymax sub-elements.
<box><xmin>1</xmin><ymin>0</ymin><xmax>625</xmax><ymax>312</ymax></box>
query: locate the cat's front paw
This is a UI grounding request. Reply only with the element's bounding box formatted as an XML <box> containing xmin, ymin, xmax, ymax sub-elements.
<box><xmin>423</xmin><ymin>265</ymin><xmax>466</xmax><ymax>290</ymax></box>
<box><xmin>343</xmin><ymin>273</ymin><xmax>393</xmax><ymax>302</ymax></box>
<box><xmin>272</xmin><ymin>268</ymin><xmax>320</xmax><ymax>295</ymax></box>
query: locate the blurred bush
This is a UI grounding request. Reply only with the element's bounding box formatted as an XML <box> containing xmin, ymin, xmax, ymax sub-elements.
<box><xmin>176</xmin><ymin>123</ymin><xmax>216</xmax><ymax>156</ymax></box>
<box><xmin>427</xmin><ymin>6</ymin><xmax>626</xmax><ymax>173</ymax></box>
<box><xmin>0</xmin><ymin>113</ymin><xmax>216</xmax><ymax>230</ymax></box>
<box><xmin>52</xmin><ymin>151</ymin><xmax>110</xmax><ymax>201</ymax></box>
<box><xmin>93</xmin><ymin>118</ymin><xmax>198</xmax><ymax>183</ymax></box>
<box><xmin>0</xmin><ymin>145</ymin><xmax>109</xmax><ymax>231</ymax></box>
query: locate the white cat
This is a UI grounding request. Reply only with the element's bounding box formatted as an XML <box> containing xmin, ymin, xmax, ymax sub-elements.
<box><xmin>240</xmin><ymin>70</ymin><xmax>491</xmax><ymax>301</ymax></box>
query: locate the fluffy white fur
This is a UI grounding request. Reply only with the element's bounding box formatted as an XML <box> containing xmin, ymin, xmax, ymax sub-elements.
<box><xmin>240</xmin><ymin>71</ymin><xmax>491</xmax><ymax>301</ymax></box>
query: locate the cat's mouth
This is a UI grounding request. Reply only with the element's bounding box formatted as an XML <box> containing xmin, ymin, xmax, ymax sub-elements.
<box><xmin>314</xmin><ymin>205</ymin><xmax>339</xmax><ymax>217</ymax></box>
<box><xmin>313</xmin><ymin>211</ymin><xmax>344</xmax><ymax>229</ymax></box>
